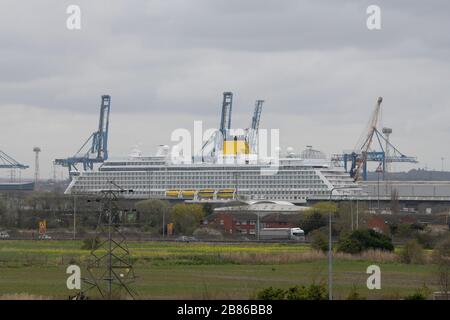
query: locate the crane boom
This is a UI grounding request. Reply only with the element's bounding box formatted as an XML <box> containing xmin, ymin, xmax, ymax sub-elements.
<box><xmin>199</xmin><ymin>92</ymin><xmax>234</xmax><ymax>160</ymax></box>
<box><xmin>92</xmin><ymin>95</ymin><xmax>111</xmax><ymax>160</ymax></box>
<box><xmin>353</xmin><ymin>97</ymin><xmax>383</xmax><ymax>181</ymax></box>
<box><xmin>55</xmin><ymin>95</ymin><xmax>111</xmax><ymax>177</ymax></box>
<box><xmin>332</xmin><ymin>96</ymin><xmax>417</xmax><ymax>181</ymax></box>
<box><xmin>0</xmin><ymin>150</ymin><xmax>28</xmax><ymax>169</ymax></box>
<box><xmin>219</xmin><ymin>92</ymin><xmax>233</xmax><ymax>134</ymax></box>
<box><xmin>251</xmin><ymin>100</ymin><xmax>263</xmax><ymax>131</ymax></box>
<box><xmin>248</xmin><ymin>100</ymin><xmax>264</xmax><ymax>153</ymax></box>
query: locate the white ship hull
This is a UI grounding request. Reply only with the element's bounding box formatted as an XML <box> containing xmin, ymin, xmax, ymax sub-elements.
<box><xmin>65</xmin><ymin>155</ymin><xmax>363</xmax><ymax>202</ymax></box>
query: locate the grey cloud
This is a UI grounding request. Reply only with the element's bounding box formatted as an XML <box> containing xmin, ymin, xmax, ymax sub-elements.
<box><xmin>0</xmin><ymin>0</ymin><xmax>449</xmax><ymax>177</ymax></box>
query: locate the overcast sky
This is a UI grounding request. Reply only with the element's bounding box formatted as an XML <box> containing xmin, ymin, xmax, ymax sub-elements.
<box><xmin>1</xmin><ymin>0</ymin><xmax>449</xmax><ymax>179</ymax></box>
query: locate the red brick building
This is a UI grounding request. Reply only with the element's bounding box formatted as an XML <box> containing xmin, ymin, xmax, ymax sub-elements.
<box><xmin>367</xmin><ymin>215</ymin><xmax>390</xmax><ymax>234</ymax></box>
<box><xmin>367</xmin><ymin>214</ymin><xmax>420</xmax><ymax>234</ymax></box>
<box><xmin>205</xmin><ymin>201</ymin><xmax>308</xmax><ymax>235</ymax></box>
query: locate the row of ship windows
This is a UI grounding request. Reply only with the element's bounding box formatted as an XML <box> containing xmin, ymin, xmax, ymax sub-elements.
<box><xmin>75</xmin><ymin>183</ymin><xmax>327</xmax><ymax>189</ymax></box>
<box><xmin>78</xmin><ymin>181</ymin><xmax>324</xmax><ymax>187</ymax></box>
<box><xmin>142</xmin><ymin>190</ymin><xmax>328</xmax><ymax>195</ymax></box>
<box><xmin>80</xmin><ymin>175</ymin><xmax>321</xmax><ymax>181</ymax></box>
<box><xmin>80</xmin><ymin>177</ymin><xmax>324</xmax><ymax>183</ymax></box>
<box><xmin>86</xmin><ymin>171</ymin><xmax>320</xmax><ymax>178</ymax></box>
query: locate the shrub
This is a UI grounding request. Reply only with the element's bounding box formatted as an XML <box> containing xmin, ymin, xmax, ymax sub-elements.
<box><xmin>395</xmin><ymin>223</ymin><xmax>415</xmax><ymax>238</ymax></box>
<box><xmin>302</xmin><ymin>211</ymin><xmax>328</xmax><ymax>234</ymax></box>
<box><xmin>336</xmin><ymin>236</ymin><xmax>362</xmax><ymax>254</ymax></box>
<box><xmin>337</xmin><ymin>229</ymin><xmax>394</xmax><ymax>254</ymax></box>
<box><xmin>170</xmin><ymin>203</ymin><xmax>205</xmax><ymax>235</ymax></box>
<box><xmin>346</xmin><ymin>285</ymin><xmax>366</xmax><ymax>300</ymax></box>
<box><xmin>256</xmin><ymin>287</ymin><xmax>286</xmax><ymax>300</ymax></box>
<box><xmin>399</xmin><ymin>240</ymin><xmax>425</xmax><ymax>264</ymax></box>
<box><xmin>404</xmin><ymin>285</ymin><xmax>431</xmax><ymax>300</ymax></box>
<box><xmin>416</xmin><ymin>229</ymin><xmax>449</xmax><ymax>250</ymax></box>
<box><xmin>309</xmin><ymin>230</ymin><xmax>328</xmax><ymax>253</ymax></box>
<box><xmin>304</xmin><ymin>283</ymin><xmax>328</xmax><ymax>300</ymax></box>
<box><xmin>432</xmin><ymin>236</ymin><xmax>450</xmax><ymax>297</ymax></box>
<box><xmin>81</xmin><ymin>237</ymin><xmax>100</xmax><ymax>250</ymax></box>
<box><xmin>256</xmin><ymin>283</ymin><xmax>327</xmax><ymax>300</ymax></box>
<box><xmin>404</xmin><ymin>292</ymin><xmax>427</xmax><ymax>300</ymax></box>
<box><xmin>135</xmin><ymin>199</ymin><xmax>170</xmax><ymax>230</ymax></box>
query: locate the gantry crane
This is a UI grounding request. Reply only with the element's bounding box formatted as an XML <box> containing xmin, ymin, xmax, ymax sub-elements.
<box><xmin>0</xmin><ymin>150</ymin><xmax>29</xmax><ymax>182</ymax></box>
<box><xmin>219</xmin><ymin>92</ymin><xmax>233</xmax><ymax>136</ymax></box>
<box><xmin>199</xmin><ymin>92</ymin><xmax>264</xmax><ymax>160</ymax></box>
<box><xmin>247</xmin><ymin>100</ymin><xmax>264</xmax><ymax>153</ymax></box>
<box><xmin>0</xmin><ymin>150</ymin><xmax>28</xmax><ymax>170</ymax></box>
<box><xmin>55</xmin><ymin>95</ymin><xmax>111</xmax><ymax>178</ymax></box>
<box><xmin>200</xmin><ymin>92</ymin><xmax>233</xmax><ymax>160</ymax></box>
<box><xmin>332</xmin><ymin>97</ymin><xmax>417</xmax><ymax>181</ymax></box>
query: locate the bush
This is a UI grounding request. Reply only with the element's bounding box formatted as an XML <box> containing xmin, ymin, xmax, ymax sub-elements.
<box><xmin>404</xmin><ymin>285</ymin><xmax>431</xmax><ymax>300</ymax></box>
<box><xmin>303</xmin><ymin>284</ymin><xmax>328</xmax><ymax>300</ymax></box>
<box><xmin>135</xmin><ymin>199</ymin><xmax>170</xmax><ymax>231</ymax></box>
<box><xmin>399</xmin><ymin>240</ymin><xmax>425</xmax><ymax>264</ymax></box>
<box><xmin>404</xmin><ymin>292</ymin><xmax>427</xmax><ymax>300</ymax></box>
<box><xmin>432</xmin><ymin>236</ymin><xmax>450</xmax><ymax>297</ymax></box>
<box><xmin>256</xmin><ymin>283</ymin><xmax>327</xmax><ymax>300</ymax></box>
<box><xmin>416</xmin><ymin>229</ymin><xmax>449</xmax><ymax>250</ymax></box>
<box><xmin>170</xmin><ymin>203</ymin><xmax>205</xmax><ymax>235</ymax></box>
<box><xmin>346</xmin><ymin>285</ymin><xmax>366</xmax><ymax>300</ymax></box>
<box><xmin>81</xmin><ymin>237</ymin><xmax>100</xmax><ymax>250</ymax></box>
<box><xmin>302</xmin><ymin>211</ymin><xmax>328</xmax><ymax>234</ymax></box>
<box><xmin>337</xmin><ymin>229</ymin><xmax>394</xmax><ymax>254</ymax></box>
<box><xmin>256</xmin><ymin>287</ymin><xmax>286</xmax><ymax>300</ymax></box>
<box><xmin>309</xmin><ymin>230</ymin><xmax>328</xmax><ymax>253</ymax></box>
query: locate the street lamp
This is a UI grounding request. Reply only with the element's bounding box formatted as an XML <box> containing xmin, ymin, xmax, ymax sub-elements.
<box><xmin>162</xmin><ymin>209</ymin><xmax>166</xmax><ymax>239</ymax></box>
<box><xmin>328</xmin><ymin>185</ymin><xmax>360</xmax><ymax>300</ymax></box>
<box><xmin>73</xmin><ymin>195</ymin><xmax>76</xmax><ymax>240</ymax></box>
<box><xmin>256</xmin><ymin>213</ymin><xmax>260</xmax><ymax>240</ymax></box>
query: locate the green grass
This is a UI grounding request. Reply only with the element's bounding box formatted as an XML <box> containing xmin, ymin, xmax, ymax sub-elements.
<box><xmin>0</xmin><ymin>240</ymin><xmax>439</xmax><ymax>299</ymax></box>
<box><xmin>0</xmin><ymin>240</ymin><xmax>311</xmax><ymax>266</ymax></box>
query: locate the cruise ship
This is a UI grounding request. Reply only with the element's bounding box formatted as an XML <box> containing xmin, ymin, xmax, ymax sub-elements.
<box><xmin>65</xmin><ymin>144</ymin><xmax>363</xmax><ymax>202</ymax></box>
<box><xmin>65</xmin><ymin>92</ymin><xmax>363</xmax><ymax>202</ymax></box>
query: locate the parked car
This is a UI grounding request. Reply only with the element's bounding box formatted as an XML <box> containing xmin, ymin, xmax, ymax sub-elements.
<box><xmin>0</xmin><ymin>231</ymin><xmax>10</xmax><ymax>239</ymax></box>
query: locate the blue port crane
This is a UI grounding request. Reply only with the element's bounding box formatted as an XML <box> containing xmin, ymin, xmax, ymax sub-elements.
<box><xmin>54</xmin><ymin>95</ymin><xmax>111</xmax><ymax>177</ymax></box>
<box><xmin>219</xmin><ymin>92</ymin><xmax>233</xmax><ymax>136</ymax></box>
<box><xmin>199</xmin><ymin>93</ymin><xmax>264</xmax><ymax>160</ymax></box>
<box><xmin>214</xmin><ymin>91</ymin><xmax>233</xmax><ymax>153</ymax></box>
<box><xmin>247</xmin><ymin>99</ymin><xmax>264</xmax><ymax>153</ymax></box>
<box><xmin>0</xmin><ymin>150</ymin><xmax>28</xmax><ymax>183</ymax></box>
<box><xmin>331</xmin><ymin>97</ymin><xmax>417</xmax><ymax>181</ymax></box>
<box><xmin>200</xmin><ymin>92</ymin><xmax>233</xmax><ymax>160</ymax></box>
<box><xmin>0</xmin><ymin>150</ymin><xmax>29</xmax><ymax>169</ymax></box>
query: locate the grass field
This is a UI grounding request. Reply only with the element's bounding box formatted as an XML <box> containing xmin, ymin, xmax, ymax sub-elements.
<box><xmin>0</xmin><ymin>240</ymin><xmax>439</xmax><ymax>299</ymax></box>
